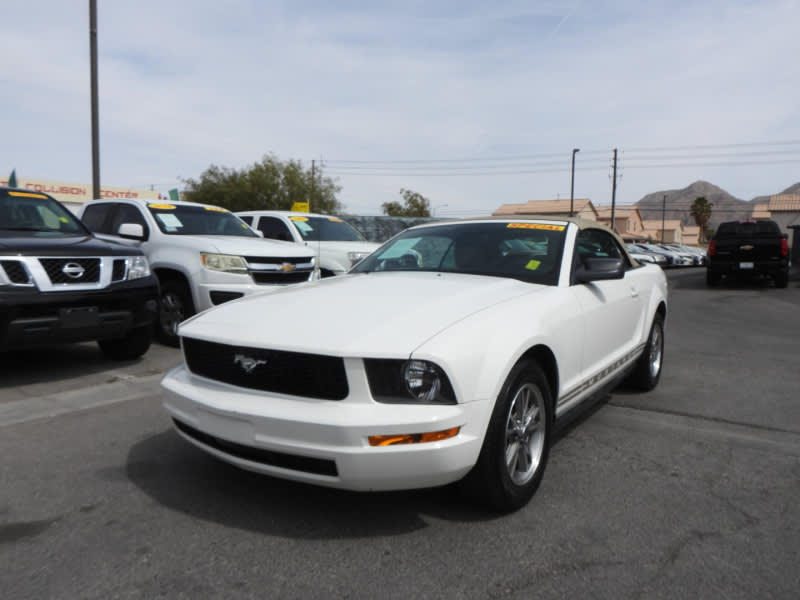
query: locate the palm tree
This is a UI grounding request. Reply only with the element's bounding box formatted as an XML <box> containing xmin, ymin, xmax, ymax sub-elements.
<box><xmin>690</xmin><ymin>196</ymin><xmax>713</xmax><ymax>242</ymax></box>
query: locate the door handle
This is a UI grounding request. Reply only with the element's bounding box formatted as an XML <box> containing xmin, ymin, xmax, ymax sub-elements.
<box><xmin>630</xmin><ymin>287</ymin><xmax>640</xmax><ymax>298</ymax></box>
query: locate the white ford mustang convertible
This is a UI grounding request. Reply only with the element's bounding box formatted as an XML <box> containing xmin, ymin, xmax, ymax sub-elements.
<box><xmin>162</xmin><ymin>216</ymin><xmax>668</xmax><ymax>512</ymax></box>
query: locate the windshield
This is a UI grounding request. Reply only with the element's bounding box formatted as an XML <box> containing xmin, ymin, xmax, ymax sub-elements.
<box><xmin>0</xmin><ymin>190</ymin><xmax>87</xmax><ymax>236</ymax></box>
<box><xmin>289</xmin><ymin>215</ymin><xmax>366</xmax><ymax>242</ymax></box>
<box><xmin>351</xmin><ymin>221</ymin><xmax>566</xmax><ymax>285</ymax></box>
<box><xmin>148</xmin><ymin>203</ymin><xmax>258</xmax><ymax>237</ymax></box>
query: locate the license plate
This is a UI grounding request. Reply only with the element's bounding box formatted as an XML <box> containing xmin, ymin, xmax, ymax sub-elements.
<box><xmin>59</xmin><ymin>306</ymin><xmax>100</xmax><ymax>328</ymax></box>
<box><xmin>739</xmin><ymin>262</ymin><xmax>754</xmax><ymax>270</ymax></box>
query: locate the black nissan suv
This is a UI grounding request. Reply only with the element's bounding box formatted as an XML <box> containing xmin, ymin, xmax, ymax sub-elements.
<box><xmin>0</xmin><ymin>186</ymin><xmax>159</xmax><ymax>359</ymax></box>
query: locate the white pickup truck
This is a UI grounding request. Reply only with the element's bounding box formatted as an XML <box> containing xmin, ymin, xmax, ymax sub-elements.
<box><xmin>78</xmin><ymin>198</ymin><xmax>317</xmax><ymax>346</ymax></box>
<box><xmin>235</xmin><ymin>211</ymin><xmax>379</xmax><ymax>277</ymax></box>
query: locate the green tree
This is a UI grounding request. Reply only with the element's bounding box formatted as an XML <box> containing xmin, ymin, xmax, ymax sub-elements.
<box><xmin>182</xmin><ymin>154</ymin><xmax>342</xmax><ymax>213</ymax></box>
<box><xmin>381</xmin><ymin>188</ymin><xmax>432</xmax><ymax>217</ymax></box>
<box><xmin>689</xmin><ymin>196</ymin><xmax>714</xmax><ymax>242</ymax></box>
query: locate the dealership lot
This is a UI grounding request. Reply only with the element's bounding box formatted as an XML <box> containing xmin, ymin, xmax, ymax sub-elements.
<box><xmin>1</xmin><ymin>268</ymin><xmax>799</xmax><ymax>600</ymax></box>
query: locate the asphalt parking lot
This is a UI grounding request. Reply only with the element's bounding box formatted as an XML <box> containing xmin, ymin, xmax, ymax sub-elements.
<box><xmin>1</xmin><ymin>267</ymin><xmax>799</xmax><ymax>600</ymax></box>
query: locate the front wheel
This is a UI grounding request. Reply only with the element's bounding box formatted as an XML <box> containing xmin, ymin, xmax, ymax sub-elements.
<box><xmin>460</xmin><ymin>359</ymin><xmax>553</xmax><ymax>513</ymax></box>
<box><xmin>157</xmin><ymin>280</ymin><xmax>194</xmax><ymax>347</ymax></box>
<box><xmin>98</xmin><ymin>325</ymin><xmax>152</xmax><ymax>360</ymax></box>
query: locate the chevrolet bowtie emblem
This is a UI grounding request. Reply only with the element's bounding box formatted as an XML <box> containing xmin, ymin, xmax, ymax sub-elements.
<box><xmin>740</xmin><ymin>244</ymin><xmax>754</xmax><ymax>251</ymax></box>
<box><xmin>280</xmin><ymin>263</ymin><xmax>296</xmax><ymax>272</ymax></box>
<box><xmin>234</xmin><ymin>353</ymin><xmax>267</xmax><ymax>373</ymax></box>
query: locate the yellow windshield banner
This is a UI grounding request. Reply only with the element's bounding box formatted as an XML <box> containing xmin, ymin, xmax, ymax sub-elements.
<box><xmin>507</xmin><ymin>223</ymin><xmax>566</xmax><ymax>231</ymax></box>
<box><xmin>204</xmin><ymin>205</ymin><xmax>228</xmax><ymax>212</ymax></box>
<box><xmin>289</xmin><ymin>216</ymin><xmax>309</xmax><ymax>221</ymax></box>
<box><xmin>328</xmin><ymin>217</ymin><xmax>344</xmax><ymax>222</ymax></box>
<box><xmin>148</xmin><ymin>203</ymin><xmax>176</xmax><ymax>210</ymax></box>
<box><xmin>8</xmin><ymin>191</ymin><xmax>49</xmax><ymax>199</ymax></box>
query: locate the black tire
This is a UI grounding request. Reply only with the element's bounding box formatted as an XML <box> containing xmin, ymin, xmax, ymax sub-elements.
<box><xmin>706</xmin><ymin>270</ymin><xmax>721</xmax><ymax>287</ymax></box>
<box><xmin>625</xmin><ymin>313</ymin><xmax>665</xmax><ymax>391</ymax></box>
<box><xmin>460</xmin><ymin>359</ymin><xmax>553</xmax><ymax>513</ymax></box>
<box><xmin>774</xmin><ymin>271</ymin><xmax>789</xmax><ymax>289</ymax></box>
<box><xmin>156</xmin><ymin>279</ymin><xmax>194</xmax><ymax>347</ymax></box>
<box><xmin>98</xmin><ymin>325</ymin><xmax>152</xmax><ymax>360</ymax></box>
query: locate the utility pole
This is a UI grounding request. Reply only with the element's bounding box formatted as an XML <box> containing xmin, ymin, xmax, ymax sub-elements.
<box><xmin>661</xmin><ymin>194</ymin><xmax>667</xmax><ymax>242</ymax></box>
<box><xmin>89</xmin><ymin>0</ymin><xmax>100</xmax><ymax>199</ymax></box>
<box><xmin>310</xmin><ymin>159</ymin><xmax>315</xmax><ymax>207</ymax></box>
<box><xmin>610</xmin><ymin>148</ymin><xmax>618</xmax><ymax>231</ymax></box>
<box><xmin>570</xmin><ymin>148</ymin><xmax>580</xmax><ymax>217</ymax></box>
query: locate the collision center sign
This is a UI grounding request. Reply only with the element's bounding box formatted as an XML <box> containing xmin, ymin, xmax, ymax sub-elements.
<box><xmin>0</xmin><ymin>176</ymin><xmax>161</xmax><ymax>205</ymax></box>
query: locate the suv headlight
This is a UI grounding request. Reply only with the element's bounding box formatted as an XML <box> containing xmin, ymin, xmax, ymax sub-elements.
<box><xmin>364</xmin><ymin>359</ymin><xmax>456</xmax><ymax>404</ymax></box>
<box><xmin>126</xmin><ymin>256</ymin><xmax>151</xmax><ymax>280</ymax></box>
<box><xmin>348</xmin><ymin>251</ymin><xmax>371</xmax><ymax>266</ymax></box>
<box><xmin>201</xmin><ymin>253</ymin><xmax>248</xmax><ymax>274</ymax></box>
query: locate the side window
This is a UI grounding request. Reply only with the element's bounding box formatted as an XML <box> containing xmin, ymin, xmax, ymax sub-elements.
<box><xmin>110</xmin><ymin>204</ymin><xmax>149</xmax><ymax>238</ymax></box>
<box><xmin>575</xmin><ymin>229</ymin><xmax>631</xmax><ymax>266</ymax></box>
<box><xmin>81</xmin><ymin>204</ymin><xmax>114</xmax><ymax>233</ymax></box>
<box><xmin>238</xmin><ymin>215</ymin><xmax>253</xmax><ymax>225</ymax></box>
<box><xmin>257</xmin><ymin>217</ymin><xmax>294</xmax><ymax>242</ymax></box>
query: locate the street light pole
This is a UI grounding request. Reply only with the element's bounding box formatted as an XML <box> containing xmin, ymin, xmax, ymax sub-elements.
<box><xmin>89</xmin><ymin>0</ymin><xmax>100</xmax><ymax>199</ymax></box>
<box><xmin>570</xmin><ymin>148</ymin><xmax>580</xmax><ymax>217</ymax></box>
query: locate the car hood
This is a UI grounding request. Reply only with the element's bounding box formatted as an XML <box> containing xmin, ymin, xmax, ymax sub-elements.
<box><xmin>0</xmin><ymin>232</ymin><xmax>141</xmax><ymax>256</ymax></box>
<box><xmin>180</xmin><ymin>271</ymin><xmax>546</xmax><ymax>356</ymax></box>
<box><xmin>170</xmin><ymin>235</ymin><xmax>314</xmax><ymax>258</ymax></box>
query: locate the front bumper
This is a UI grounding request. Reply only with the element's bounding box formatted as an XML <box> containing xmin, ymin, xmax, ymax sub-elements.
<box><xmin>0</xmin><ymin>276</ymin><xmax>159</xmax><ymax>349</ymax></box>
<box><xmin>161</xmin><ymin>363</ymin><xmax>490</xmax><ymax>491</ymax></box>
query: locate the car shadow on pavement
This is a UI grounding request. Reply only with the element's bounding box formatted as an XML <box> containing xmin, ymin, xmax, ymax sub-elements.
<box><xmin>125</xmin><ymin>389</ymin><xmax>613</xmax><ymax>537</ymax></box>
<box><xmin>124</xmin><ymin>429</ymin><xmax>507</xmax><ymax>538</ymax></box>
<box><xmin>0</xmin><ymin>343</ymin><xmax>140</xmax><ymax>389</ymax></box>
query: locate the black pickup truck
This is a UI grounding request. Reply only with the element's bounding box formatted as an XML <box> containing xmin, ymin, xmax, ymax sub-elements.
<box><xmin>706</xmin><ymin>219</ymin><xmax>790</xmax><ymax>288</ymax></box>
<box><xmin>0</xmin><ymin>186</ymin><xmax>159</xmax><ymax>359</ymax></box>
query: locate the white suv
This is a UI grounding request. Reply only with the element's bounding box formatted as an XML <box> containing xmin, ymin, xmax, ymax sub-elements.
<box><xmin>78</xmin><ymin>199</ymin><xmax>317</xmax><ymax>345</ymax></box>
<box><xmin>235</xmin><ymin>211</ymin><xmax>379</xmax><ymax>277</ymax></box>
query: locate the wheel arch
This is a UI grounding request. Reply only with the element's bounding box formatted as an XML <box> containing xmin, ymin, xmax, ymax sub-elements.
<box><xmin>517</xmin><ymin>344</ymin><xmax>559</xmax><ymax>411</ymax></box>
<box><xmin>152</xmin><ymin>267</ymin><xmax>195</xmax><ymax>312</ymax></box>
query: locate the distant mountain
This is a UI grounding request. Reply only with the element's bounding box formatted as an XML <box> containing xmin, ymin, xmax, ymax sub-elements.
<box><xmin>633</xmin><ymin>180</ymin><xmax>800</xmax><ymax>229</ymax></box>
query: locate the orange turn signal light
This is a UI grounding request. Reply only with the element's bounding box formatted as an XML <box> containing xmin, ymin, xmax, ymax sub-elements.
<box><xmin>368</xmin><ymin>427</ymin><xmax>460</xmax><ymax>447</ymax></box>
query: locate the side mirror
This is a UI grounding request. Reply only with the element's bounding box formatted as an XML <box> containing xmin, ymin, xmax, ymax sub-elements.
<box><xmin>118</xmin><ymin>222</ymin><xmax>146</xmax><ymax>241</ymax></box>
<box><xmin>574</xmin><ymin>257</ymin><xmax>625</xmax><ymax>283</ymax></box>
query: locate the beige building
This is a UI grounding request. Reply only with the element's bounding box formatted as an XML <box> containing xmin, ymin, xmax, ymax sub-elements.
<box><xmin>0</xmin><ymin>175</ymin><xmax>161</xmax><ymax>211</ymax></box>
<box><xmin>750</xmin><ymin>194</ymin><xmax>800</xmax><ymax>232</ymax></box>
<box><xmin>595</xmin><ymin>206</ymin><xmax>646</xmax><ymax>240</ymax></box>
<box><xmin>642</xmin><ymin>219</ymin><xmax>684</xmax><ymax>243</ymax></box>
<box><xmin>493</xmin><ymin>198</ymin><xmax>598</xmax><ymax>220</ymax></box>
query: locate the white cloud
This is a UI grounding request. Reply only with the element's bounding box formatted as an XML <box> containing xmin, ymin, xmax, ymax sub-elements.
<box><xmin>2</xmin><ymin>0</ymin><xmax>799</xmax><ymax>214</ymax></box>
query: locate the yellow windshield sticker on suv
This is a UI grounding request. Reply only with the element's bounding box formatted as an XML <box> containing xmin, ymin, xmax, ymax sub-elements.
<box><xmin>328</xmin><ymin>217</ymin><xmax>344</xmax><ymax>222</ymax></box>
<box><xmin>525</xmin><ymin>259</ymin><xmax>542</xmax><ymax>271</ymax></box>
<box><xmin>289</xmin><ymin>216</ymin><xmax>309</xmax><ymax>221</ymax></box>
<box><xmin>8</xmin><ymin>191</ymin><xmax>49</xmax><ymax>199</ymax></box>
<box><xmin>204</xmin><ymin>205</ymin><xmax>227</xmax><ymax>212</ymax></box>
<box><xmin>148</xmin><ymin>203</ymin><xmax>176</xmax><ymax>210</ymax></box>
<box><xmin>507</xmin><ymin>223</ymin><xmax>566</xmax><ymax>231</ymax></box>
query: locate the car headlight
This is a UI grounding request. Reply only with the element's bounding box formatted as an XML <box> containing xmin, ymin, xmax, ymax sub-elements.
<box><xmin>348</xmin><ymin>251</ymin><xmax>371</xmax><ymax>266</ymax></box>
<box><xmin>364</xmin><ymin>359</ymin><xmax>456</xmax><ymax>404</ymax></box>
<box><xmin>126</xmin><ymin>256</ymin><xmax>151</xmax><ymax>280</ymax></box>
<box><xmin>201</xmin><ymin>253</ymin><xmax>248</xmax><ymax>274</ymax></box>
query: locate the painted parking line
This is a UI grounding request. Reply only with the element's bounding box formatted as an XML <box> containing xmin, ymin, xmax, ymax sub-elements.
<box><xmin>0</xmin><ymin>374</ymin><xmax>163</xmax><ymax>427</ymax></box>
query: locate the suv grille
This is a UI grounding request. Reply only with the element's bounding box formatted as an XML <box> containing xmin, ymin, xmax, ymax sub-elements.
<box><xmin>112</xmin><ymin>259</ymin><xmax>127</xmax><ymax>282</ymax></box>
<box><xmin>0</xmin><ymin>260</ymin><xmax>30</xmax><ymax>284</ymax></box>
<box><xmin>251</xmin><ymin>271</ymin><xmax>311</xmax><ymax>285</ymax></box>
<box><xmin>182</xmin><ymin>337</ymin><xmax>349</xmax><ymax>400</ymax></box>
<box><xmin>40</xmin><ymin>258</ymin><xmax>101</xmax><ymax>284</ymax></box>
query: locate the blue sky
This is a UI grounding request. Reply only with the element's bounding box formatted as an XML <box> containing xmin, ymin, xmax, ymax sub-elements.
<box><xmin>2</xmin><ymin>0</ymin><xmax>799</xmax><ymax>216</ymax></box>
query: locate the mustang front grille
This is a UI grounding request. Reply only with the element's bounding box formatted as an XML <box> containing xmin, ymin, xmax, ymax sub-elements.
<box><xmin>182</xmin><ymin>337</ymin><xmax>349</xmax><ymax>400</ymax></box>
